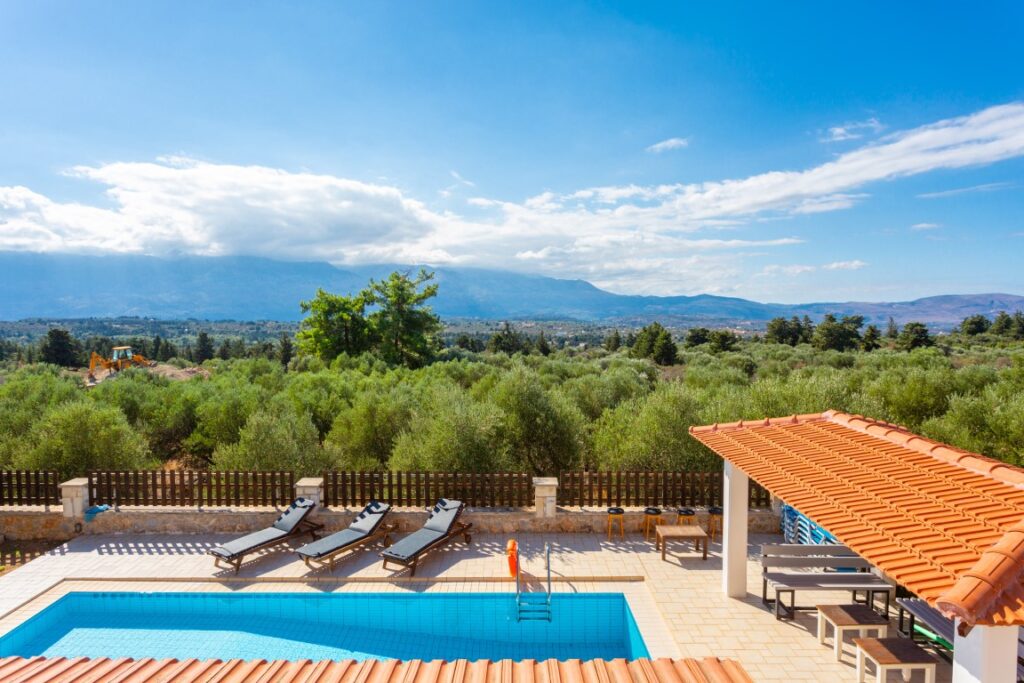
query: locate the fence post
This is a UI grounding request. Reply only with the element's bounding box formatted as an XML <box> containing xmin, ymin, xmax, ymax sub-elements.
<box><xmin>295</xmin><ymin>477</ymin><xmax>324</xmax><ymax>507</ymax></box>
<box><xmin>533</xmin><ymin>477</ymin><xmax>558</xmax><ymax>518</ymax></box>
<box><xmin>59</xmin><ymin>478</ymin><xmax>90</xmax><ymax>518</ymax></box>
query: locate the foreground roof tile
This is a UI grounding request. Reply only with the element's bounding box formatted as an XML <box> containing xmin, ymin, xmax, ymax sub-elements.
<box><xmin>690</xmin><ymin>410</ymin><xmax>1024</xmax><ymax>628</ymax></box>
<box><xmin>0</xmin><ymin>657</ymin><xmax>753</xmax><ymax>683</ymax></box>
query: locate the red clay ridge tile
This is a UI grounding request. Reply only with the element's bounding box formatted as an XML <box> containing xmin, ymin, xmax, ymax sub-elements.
<box><xmin>936</xmin><ymin>521</ymin><xmax>1024</xmax><ymax>624</ymax></box>
<box><xmin>0</xmin><ymin>657</ymin><xmax>755</xmax><ymax>683</ymax></box>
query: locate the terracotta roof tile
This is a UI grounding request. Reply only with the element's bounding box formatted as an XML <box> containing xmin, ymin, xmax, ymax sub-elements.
<box><xmin>689</xmin><ymin>410</ymin><xmax>1024</xmax><ymax>628</ymax></box>
<box><xmin>0</xmin><ymin>658</ymin><xmax>752</xmax><ymax>683</ymax></box>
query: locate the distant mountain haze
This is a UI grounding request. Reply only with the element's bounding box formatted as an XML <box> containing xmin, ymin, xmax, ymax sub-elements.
<box><xmin>1</xmin><ymin>252</ymin><xmax>1021</xmax><ymax>326</ymax></box>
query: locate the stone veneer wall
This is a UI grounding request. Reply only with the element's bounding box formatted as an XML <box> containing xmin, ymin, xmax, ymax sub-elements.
<box><xmin>0</xmin><ymin>506</ymin><xmax>780</xmax><ymax>542</ymax></box>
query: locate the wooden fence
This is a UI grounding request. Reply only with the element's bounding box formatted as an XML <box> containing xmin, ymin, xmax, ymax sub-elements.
<box><xmin>557</xmin><ymin>471</ymin><xmax>772</xmax><ymax>508</ymax></box>
<box><xmin>322</xmin><ymin>471</ymin><xmax>533</xmax><ymax>508</ymax></box>
<box><xmin>88</xmin><ymin>470</ymin><xmax>295</xmax><ymax>507</ymax></box>
<box><xmin>1</xmin><ymin>469</ymin><xmax>773</xmax><ymax>510</ymax></box>
<box><xmin>0</xmin><ymin>470</ymin><xmax>60</xmax><ymax>507</ymax></box>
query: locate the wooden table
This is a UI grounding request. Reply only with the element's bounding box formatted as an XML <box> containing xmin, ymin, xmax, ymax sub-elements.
<box><xmin>816</xmin><ymin>604</ymin><xmax>890</xmax><ymax>662</ymax></box>
<box><xmin>655</xmin><ymin>524</ymin><xmax>708</xmax><ymax>561</ymax></box>
<box><xmin>852</xmin><ymin>637</ymin><xmax>936</xmax><ymax>683</ymax></box>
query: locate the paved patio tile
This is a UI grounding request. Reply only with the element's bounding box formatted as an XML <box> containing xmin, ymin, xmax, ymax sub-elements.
<box><xmin>0</xmin><ymin>529</ymin><xmax>952</xmax><ymax>682</ymax></box>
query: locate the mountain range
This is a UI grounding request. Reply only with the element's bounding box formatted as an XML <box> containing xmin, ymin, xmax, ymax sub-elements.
<box><xmin>1</xmin><ymin>252</ymin><xmax>1021</xmax><ymax>327</ymax></box>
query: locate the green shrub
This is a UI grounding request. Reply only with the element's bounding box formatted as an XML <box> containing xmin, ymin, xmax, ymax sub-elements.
<box><xmin>592</xmin><ymin>383</ymin><xmax>714</xmax><ymax>470</ymax></box>
<box><xmin>15</xmin><ymin>401</ymin><xmax>151</xmax><ymax>477</ymax></box>
<box><xmin>0</xmin><ymin>365</ymin><xmax>82</xmax><ymax>467</ymax></box>
<box><xmin>489</xmin><ymin>365</ymin><xmax>585</xmax><ymax>474</ymax></box>
<box><xmin>325</xmin><ymin>385</ymin><xmax>415</xmax><ymax>470</ymax></box>
<box><xmin>213</xmin><ymin>404</ymin><xmax>328</xmax><ymax>475</ymax></box>
<box><xmin>390</xmin><ymin>383</ymin><xmax>505</xmax><ymax>471</ymax></box>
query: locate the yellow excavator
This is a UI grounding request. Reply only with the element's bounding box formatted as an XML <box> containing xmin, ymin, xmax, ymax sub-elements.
<box><xmin>87</xmin><ymin>346</ymin><xmax>157</xmax><ymax>383</ymax></box>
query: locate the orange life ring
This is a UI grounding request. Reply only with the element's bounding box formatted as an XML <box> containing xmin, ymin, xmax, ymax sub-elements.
<box><xmin>506</xmin><ymin>539</ymin><xmax>518</xmax><ymax>577</ymax></box>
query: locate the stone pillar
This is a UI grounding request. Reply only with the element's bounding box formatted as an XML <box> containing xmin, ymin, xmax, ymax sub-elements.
<box><xmin>295</xmin><ymin>477</ymin><xmax>324</xmax><ymax>507</ymax></box>
<box><xmin>533</xmin><ymin>477</ymin><xmax>558</xmax><ymax>518</ymax></box>
<box><xmin>59</xmin><ymin>478</ymin><xmax>90</xmax><ymax>518</ymax></box>
<box><xmin>953</xmin><ymin>622</ymin><xmax>1017</xmax><ymax>683</ymax></box>
<box><xmin>722</xmin><ymin>461</ymin><xmax>750</xmax><ymax>599</ymax></box>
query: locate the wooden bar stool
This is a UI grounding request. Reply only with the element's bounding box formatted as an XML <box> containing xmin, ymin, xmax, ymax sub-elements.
<box><xmin>706</xmin><ymin>506</ymin><xmax>723</xmax><ymax>542</ymax></box>
<box><xmin>675</xmin><ymin>507</ymin><xmax>696</xmax><ymax>525</ymax></box>
<box><xmin>641</xmin><ymin>507</ymin><xmax>663</xmax><ymax>540</ymax></box>
<box><xmin>607</xmin><ymin>507</ymin><xmax>625</xmax><ymax>540</ymax></box>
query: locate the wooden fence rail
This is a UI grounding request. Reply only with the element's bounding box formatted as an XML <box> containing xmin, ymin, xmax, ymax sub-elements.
<box><xmin>88</xmin><ymin>471</ymin><xmax>295</xmax><ymax>507</ymax></box>
<box><xmin>1</xmin><ymin>469</ymin><xmax>772</xmax><ymax>510</ymax></box>
<box><xmin>0</xmin><ymin>470</ymin><xmax>60</xmax><ymax>507</ymax></box>
<box><xmin>557</xmin><ymin>471</ymin><xmax>772</xmax><ymax>508</ymax></box>
<box><xmin>322</xmin><ymin>471</ymin><xmax>533</xmax><ymax>508</ymax></box>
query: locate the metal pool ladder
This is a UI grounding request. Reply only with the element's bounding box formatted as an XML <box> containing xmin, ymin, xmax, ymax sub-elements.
<box><xmin>515</xmin><ymin>542</ymin><xmax>552</xmax><ymax>622</ymax></box>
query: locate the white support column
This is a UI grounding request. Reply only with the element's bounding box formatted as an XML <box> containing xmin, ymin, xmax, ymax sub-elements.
<box><xmin>722</xmin><ymin>461</ymin><xmax>749</xmax><ymax>598</ymax></box>
<box><xmin>952</xmin><ymin>622</ymin><xmax>1017</xmax><ymax>683</ymax></box>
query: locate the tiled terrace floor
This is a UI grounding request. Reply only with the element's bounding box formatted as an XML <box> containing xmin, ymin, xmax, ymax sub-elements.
<box><xmin>0</xmin><ymin>530</ymin><xmax>952</xmax><ymax>682</ymax></box>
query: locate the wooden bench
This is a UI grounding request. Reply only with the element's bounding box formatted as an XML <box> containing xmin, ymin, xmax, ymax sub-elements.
<box><xmin>816</xmin><ymin>604</ymin><xmax>890</xmax><ymax>662</ymax></box>
<box><xmin>762</xmin><ymin>543</ymin><xmax>894</xmax><ymax>620</ymax></box>
<box><xmin>853</xmin><ymin>637</ymin><xmax>936</xmax><ymax>683</ymax></box>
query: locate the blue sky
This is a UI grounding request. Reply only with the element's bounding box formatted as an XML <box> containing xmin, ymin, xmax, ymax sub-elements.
<box><xmin>1</xmin><ymin>2</ymin><xmax>1022</xmax><ymax>302</ymax></box>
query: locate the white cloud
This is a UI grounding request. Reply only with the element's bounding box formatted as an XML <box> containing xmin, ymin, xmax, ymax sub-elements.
<box><xmin>791</xmin><ymin>193</ymin><xmax>868</xmax><ymax>214</ymax></box>
<box><xmin>439</xmin><ymin>169</ymin><xmax>476</xmax><ymax>197</ymax></box>
<box><xmin>822</xmin><ymin>117</ymin><xmax>884</xmax><ymax>142</ymax></box>
<box><xmin>822</xmin><ymin>259</ymin><xmax>868</xmax><ymax>270</ymax></box>
<box><xmin>910</xmin><ymin>222</ymin><xmax>941</xmax><ymax>231</ymax></box>
<box><xmin>916</xmin><ymin>181</ymin><xmax>1015</xmax><ymax>199</ymax></box>
<box><xmin>645</xmin><ymin>137</ymin><xmax>689</xmax><ymax>153</ymax></box>
<box><xmin>762</xmin><ymin>264</ymin><xmax>817</xmax><ymax>276</ymax></box>
<box><xmin>763</xmin><ymin>259</ymin><xmax>867</xmax><ymax>276</ymax></box>
<box><xmin>450</xmin><ymin>170</ymin><xmax>475</xmax><ymax>187</ymax></box>
<box><xmin>2</xmin><ymin>103</ymin><xmax>1024</xmax><ymax>295</ymax></box>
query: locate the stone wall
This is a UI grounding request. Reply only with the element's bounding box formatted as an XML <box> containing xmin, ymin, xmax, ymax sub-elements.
<box><xmin>0</xmin><ymin>506</ymin><xmax>780</xmax><ymax>542</ymax></box>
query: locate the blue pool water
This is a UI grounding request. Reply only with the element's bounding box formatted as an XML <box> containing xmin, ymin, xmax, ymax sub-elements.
<box><xmin>0</xmin><ymin>592</ymin><xmax>648</xmax><ymax>662</ymax></box>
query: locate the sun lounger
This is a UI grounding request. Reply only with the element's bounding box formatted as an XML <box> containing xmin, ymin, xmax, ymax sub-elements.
<box><xmin>209</xmin><ymin>497</ymin><xmax>322</xmax><ymax>573</ymax></box>
<box><xmin>295</xmin><ymin>500</ymin><xmax>396</xmax><ymax>571</ymax></box>
<box><xmin>381</xmin><ymin>498</ymin><xmax>472</xmax><ymax>576</ymax></box>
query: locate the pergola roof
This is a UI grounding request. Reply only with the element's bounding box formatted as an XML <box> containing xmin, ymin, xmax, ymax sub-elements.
<box><xmin>690</xmin><ymin>410</ymin><xmax>1024</xmax><ymax>628</ymax></box>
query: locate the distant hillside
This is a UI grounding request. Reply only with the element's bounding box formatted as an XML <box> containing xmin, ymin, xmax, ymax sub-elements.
<box><xmin>1</xmin><ymin>252</ymin><xmax>1021</xmax><ymax>326</ymax></box>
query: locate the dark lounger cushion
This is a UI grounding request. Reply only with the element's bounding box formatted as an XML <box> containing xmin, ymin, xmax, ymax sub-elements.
<box><xmin>423</xmin><ymin>499</ymin><xmax>464</xmax><ymax>533</ymax></box>
<box><xmin>209</xmin><ymin>527</ymin><xmax>288</xmax><ymax>559</ymax></box>
<box><xmin>349</xmin><ymin>501</ymin><xmax>391</xmax><ymax>534</ymax></box>
<box><xmin>382</xmin><ymin>528</ymin><xmax>446</xmax><ymax>562</ymax></box>
<box><xmin>296</xmin><ymin>528</ymin><xmax>365</xmax><ymax>559</ymax></box>
<box><xmin>296</xmin><ymin>501</ymin><xmax>392</xmax><ymax>559</ymax></box>
<box><xmin>272</xmin><ymin>498</ymin><xmax>315</xmax><ymax>533</ymax></box>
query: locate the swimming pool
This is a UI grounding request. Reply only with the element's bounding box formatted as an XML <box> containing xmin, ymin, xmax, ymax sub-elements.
<box><xmin>0</xmin><ymin>592</ymin><xmax>649</xmax><ymax>662</ymax></box>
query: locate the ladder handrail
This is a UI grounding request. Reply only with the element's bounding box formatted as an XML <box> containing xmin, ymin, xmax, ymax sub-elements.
<box><xmin>515</xmin><ymin>542</ymin><xmax>522</xmax><ymax>596</ymax></box>
<box><xmin>514</xmin><ymin>542</ymin><xmax>553</xmax><ymax>622</ymax></box>
<box><xmin>545</xmin><ymin>542</ymin><xmax>552</xmax><ymax>602</ymax></box>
